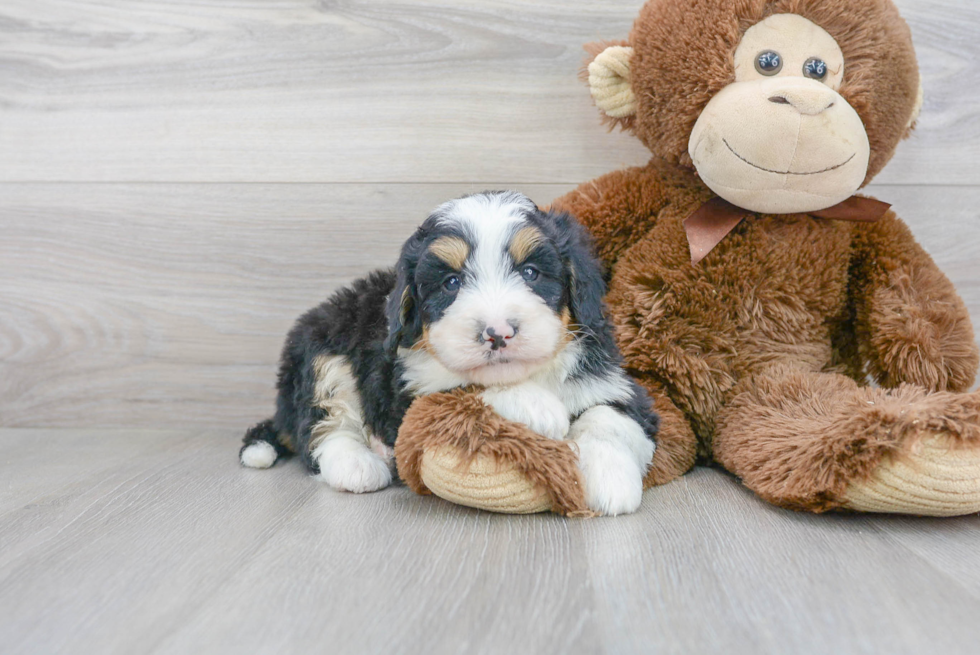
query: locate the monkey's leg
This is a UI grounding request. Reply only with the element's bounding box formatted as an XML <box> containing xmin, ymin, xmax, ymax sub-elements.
<box><xmin>635</xmin><ymin>379</ymin><xmax>699</xmax><ymax>488</ymax></box>
<box><xmin>713</xmin><ymin>364</ymin><xmax>980</xmax><ymax>515</ymax></box>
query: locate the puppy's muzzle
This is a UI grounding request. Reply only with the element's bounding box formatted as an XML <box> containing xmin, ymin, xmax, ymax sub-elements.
<box><xmin>479</xmin><ymin>321</ymin><xmax>519</xmax><ymax>351</ymax></box>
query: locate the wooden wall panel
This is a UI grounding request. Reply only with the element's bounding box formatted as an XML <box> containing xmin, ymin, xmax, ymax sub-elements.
<box><xmin>0</xmin><ymin>0</ymin><xmax>977</xmax><ymax>185</ymax></box>
<box><xmin>0</xmin><ymin>0</ymin><xmax>978</xmax><ymax>428</ymax></box>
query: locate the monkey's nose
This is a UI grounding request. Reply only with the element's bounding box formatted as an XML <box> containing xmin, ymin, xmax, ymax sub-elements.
<box><xmin>481</xmin><ymin>322</ymin><xmax>518</xmax><ymax>351</ymax></box>
<box><xmin>768</xmin><ymin>85</ymin><xmax>837</xmax><ymax>115</ymax></box>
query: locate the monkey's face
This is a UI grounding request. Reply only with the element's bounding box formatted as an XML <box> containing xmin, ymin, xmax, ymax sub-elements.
<box><xmin>586</xmin><ymin>0</ymin><xmax>919</xmax><ymax>209</ymax></box>
<box><xmin>688</xmin><ymin>14</ymin><xmax>870</xmax><ymax>214</ymax></box>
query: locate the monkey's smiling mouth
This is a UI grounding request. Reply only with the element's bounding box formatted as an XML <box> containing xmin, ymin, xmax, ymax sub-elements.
<box><xmin>723</xmin><ymin>139</ymin><xmax>855</xmax><ymax>176</ymax></box>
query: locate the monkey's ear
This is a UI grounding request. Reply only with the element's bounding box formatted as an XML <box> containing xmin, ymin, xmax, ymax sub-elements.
<box><xmin>584</xmin><ymin>41</ymin><xmax>636</xmax><ymax>129</ymax></box>
<box><xmin>904</xmin><ymin>79</ymin><xmax>924</xmax><ymax>137</ymax></box>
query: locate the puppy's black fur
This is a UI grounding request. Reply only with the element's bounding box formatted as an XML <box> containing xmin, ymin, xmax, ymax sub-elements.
<box><xmin>243</xmin><ymin>269</ymin><xmax>408</xmax><ymax>473</ymax></box>
<box><xmin>242</xmin><ymin>192</ymin><xmax>658</xmax><ymax>474</ymax></box>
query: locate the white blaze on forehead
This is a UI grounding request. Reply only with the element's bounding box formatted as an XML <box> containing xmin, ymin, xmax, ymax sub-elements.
<box><xmin>434</xmin><ymin>191</ymin><xmax>535</xmax><ymax>278</ymax></box>
<box><xmin>434</xmin><ymin>191</ymin><xmax>536</xmax><ymax>226</ymax></box>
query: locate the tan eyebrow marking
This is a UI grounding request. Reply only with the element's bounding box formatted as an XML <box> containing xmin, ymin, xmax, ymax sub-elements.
<box><xmin>428</xmin><ymin>236</ymin><xmax>469</xmax><ymax>270</ymax></box>
<box><xmin>509</xmin><ymin>226</ymin><xmax>545</xmax><ymax>264</ymax></box>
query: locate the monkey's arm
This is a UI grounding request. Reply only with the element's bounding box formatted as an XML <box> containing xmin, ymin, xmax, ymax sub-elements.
<box><xmin>549</xmin><ymin>164</ymin><xmax>673</xmax><ymax>268</ymax></box>
<box><xmin>849</xmin><ymin>212</ymin><xmax>978</xmax><ymax>392</ymax></box>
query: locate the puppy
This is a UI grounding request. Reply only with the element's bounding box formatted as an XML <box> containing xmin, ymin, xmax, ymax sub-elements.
<box><xmin>241</xmin><ymin>191</ymin><xmax>658</xmax><ymax>515</ymax></box>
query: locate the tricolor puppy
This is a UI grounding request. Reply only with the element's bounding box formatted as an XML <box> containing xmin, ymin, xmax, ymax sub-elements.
<box><xmin>241</xmin><ymin>191</ymin><xmax>658</xmax><ymax>515</ymax></box>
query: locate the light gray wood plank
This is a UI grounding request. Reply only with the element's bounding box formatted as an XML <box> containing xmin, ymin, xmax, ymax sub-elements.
<box><xmin>1</xmin><ymin>429</ymin><xmax>978</xmax><ymax>655</ymax></box>
<box><xmin>0</xmin><ymin>430</ymin><xmax>319</xmax><ymax>655</ymax></box>
<box><xmin>866</xmin><ymin>516</ymin><xmax>980</xmax><ymax>602</ymax></box>
<box><xmin>581</xmin><ymin>472</ymin><xmax>980</xmax><ymax>654</ymax></box>
<box><xmin>155</xmin><ymin>482</ymin><xmax>599</xmax><ymax>655</ymax></box>
<box><xmin>0</xmin><ymin>0</ymin><xmax>977</xmax><ymax>185</ymax></box>
<box><xmin>1</xmin><ymin>182</ymin><xmax>978</xmax><ymax>429</ymax></box>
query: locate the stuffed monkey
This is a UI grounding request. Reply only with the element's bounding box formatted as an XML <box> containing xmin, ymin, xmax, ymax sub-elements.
<box><xmin>545</xmin><ymin>0</ymin><xmax>980</xmax><ymax>514</ymax></box>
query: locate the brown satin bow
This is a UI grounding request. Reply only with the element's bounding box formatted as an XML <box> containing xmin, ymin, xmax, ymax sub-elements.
<box><xmin>683</xmin><ymin>195</ymin><xmax>892</xmax><ymax>265</ymax></box>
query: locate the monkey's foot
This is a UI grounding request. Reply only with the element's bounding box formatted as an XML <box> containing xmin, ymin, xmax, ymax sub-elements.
<box><xmin>844</xmin><ymin>433</ymin><xmax>980</xmax><ymax>516</ymax></box>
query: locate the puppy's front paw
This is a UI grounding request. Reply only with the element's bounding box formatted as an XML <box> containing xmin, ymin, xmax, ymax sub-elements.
<box><xmin>576</xmin><ymin>439</ymin><xmax>644</xmax><ymax>516</ymax></box>
<box><xmin>525</xmin><ymin>399</ymin><xmax>571</xmax><ymax>441</ymax></box>
<box><xmin>481</xmin><ymin>385</ymin><xmax>570</xmax><ymax>440</ymax></box>
<box><xmin>314</xmin><ymin>436</ymin><xmax>393</xmax><ymax>493</ymax></box>
<box><xmin>569</xmin><ymin>405</ymin><xmax>653</xmax><ymax>516</ymax></box>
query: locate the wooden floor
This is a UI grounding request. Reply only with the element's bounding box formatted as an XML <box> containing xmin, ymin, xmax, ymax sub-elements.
<box><xmin>2</xmin><ymin>1</ymin><xmax>980</xmax><ymax>653</ymax></box>
<box><xmin>1</xmin><ymin>429</ymin><xmax>979</xmax><ymax>655</ymax></box>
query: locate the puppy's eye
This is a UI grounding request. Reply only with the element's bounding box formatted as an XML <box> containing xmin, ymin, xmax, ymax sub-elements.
<box><xmin>755</xmin><ymin>51</ymin><xmax>782</xmax><ymax>76</ymax></box>
<box><xmin>520</xmin><ymin>265</ymin><xmax>539</xmax><ymax>282</ymax></box>
<box><xmin>443</xmin><ymin>275</ymin><xmax>461</xmax><ymax>292</ymax></box>
<box><xmin>803</xmin><ymin>57</ymin><xmax>828</xmax><ymax>80</ymax></box>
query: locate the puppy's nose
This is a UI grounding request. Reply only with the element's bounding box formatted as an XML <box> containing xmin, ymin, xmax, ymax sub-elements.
<box><xmin>481</xmin><ymin>322</ymin><xmax>518</xmax><ymax>351</ymax></box>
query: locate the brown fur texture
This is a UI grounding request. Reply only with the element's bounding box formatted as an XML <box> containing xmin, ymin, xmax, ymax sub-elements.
<box><xmin>396</xmin><ymin>389</ymin><xmax>593</xmax><ymax>517</ymax></box>
<box><xmin>552</xmin><ymin>0</ymin><xmax>980</xmax><ymax>512</ymax></box>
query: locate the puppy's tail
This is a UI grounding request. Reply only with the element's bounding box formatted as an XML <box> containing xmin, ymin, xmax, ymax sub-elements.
<box><xmin>240</xmin><ymin>419</ymin><xmax>290</xmax><ymax>469</ymax></box>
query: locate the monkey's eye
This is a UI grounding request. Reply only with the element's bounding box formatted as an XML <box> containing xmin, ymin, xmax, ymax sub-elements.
<box><xmin>755</xmin><ymin>51</ymin><xmax>783</xmax><ymax>76</ymax></box>
<box><xmin>443</xmin><ymin>274</ymin><xmax>461</xmax><ymax>292</ymax></box>
<box><xmin>803</xmin><ymin>57</ymin><xmax>828</xmax><ymax>80</ymax></box>
<box><xmin>520</xmin><ymin>265</ymin><xmax>539</xmax><ymax>282</ymax></box>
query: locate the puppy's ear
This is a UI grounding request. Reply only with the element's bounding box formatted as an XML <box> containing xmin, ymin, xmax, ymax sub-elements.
<box><xmin>548</xmin><ymin>210</ymin><xmax>609</xmax><ymax>336</ymax></box>
<box><xmin>384</xmin><ymin>229</ymin><xmax>425</xmax><ymax>354</ymax></box>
